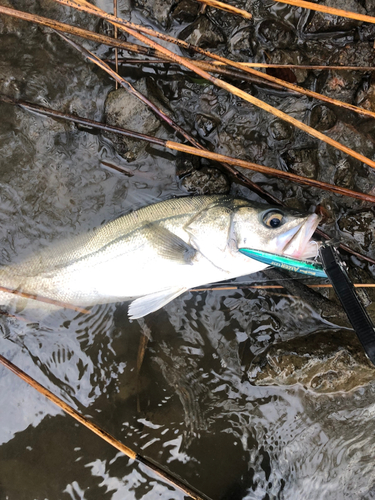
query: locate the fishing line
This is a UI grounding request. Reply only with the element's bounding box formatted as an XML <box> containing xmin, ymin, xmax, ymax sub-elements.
<box><xmin>193</xmin><ymin>275</ymin><xmax>329</xmax><ymax>289</ymax></box>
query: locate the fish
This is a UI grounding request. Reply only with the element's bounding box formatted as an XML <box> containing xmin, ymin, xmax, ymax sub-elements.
<box><xmin>0</xmin><ymin>195</ymin><xmax>321</xmax><ymax>319</ymax></box>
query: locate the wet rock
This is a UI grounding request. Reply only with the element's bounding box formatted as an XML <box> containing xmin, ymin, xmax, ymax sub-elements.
<box><xmin>357</xmin><ymin>22</ymin><xmax>375</xmax><ymax>42</ymax></box>
<box><xmin>195</xmin><ymin>113</ymin><xmax>220</xmax><ymax>137</ymax></box>
<box><xmin>335</xmin><ymin>41</ymin><xmax>375</xmax><ymax>67</ymax></box>
<box><xmin>257</xmin><ymin>20</ymin><xmax>296</xmax><ymax>50</ymax></box>
<box><xmin>365</xmin><ymin>0</ymin><xmax>375</xmax><ymax>15</ymax></box>
<box><xmin>172</xmin><ymin>0</ymin><xmax>200</xmax><ymax>24</ymax></box>
<box><xmin>178</xmin><ymin>16</ymin><xmax>225</xmax><ymax>49</ymax></box>
<box><xmin>314</xmin><ymin>202</ymin><xmax>335</xmax><ymax>225</ymax></box>
<box><xmin>322</xmin><ymin>70</ymin><xmax>363</xmax><ymax>103</ymax></box>
<box><xmin>266</xmin><ymin>50</ymin><xmax>307</xmax><ymax>84</ymax></box>
<box><xmin>280</xmin><ymin>148</ymin><xmax>319</xmax><ymax>179</ymax></box>
<box><xmin>269</xmin><ymin>120</ymin><xmax>294</xmax><ymax>142</ymax></box>
<box><xmin>229</xmin><ymin>27</ymin><xmax>256</xmax><ymax>60</ymax></box>
<box><xmin>354</xmin><ymin>74</ymin><xmax>375</xmax><ymax>112</ymax></box>
<box><xmin>334</xmin><ymin>159</ymin><xmax>355</xmax><ymax>189</ymax></box>
<box><xmin>306</xmin><ymin>2</ymin><xmax>364</xmax><ymax>34</ymax></box>
<box><xmin>248</xmin><ymin>329</ymin><xmax>375</xmax><ymax>393</ymax></box>
<box><xmin>338</xmin><ymin>209</ymin><xmax>375</xmax><ymax>252</ymax></box>
<box><xmin>246</xmin><ymin>137</ymin><xmax>268</xmax><ymax>164</ymax></box>
<box><xmin>104</xmin><ymin>80</ymin><xmax>161</xmax><ymax>162</ymax></box>
<box><xmin>180</xmin><ymin>166</ymin><xmax>230</xmax><ymax>194</ymax></box>
<box><xmin>310</xmin><ymin>105</ymin><xmax>337</xmax><ymax>131</ymax></box>
<box><xmin>135</xmin><ymin>0</ymin><xmax>174</xmax><ymax>27</ymax></box>
<box><xmin>175</xmin><ymin>152</ymin><xmax>200</xmax><ymax>177</ymax></box>
<box><xmin>316</xmin><ymin>121</ymin><xmax>373</xmax><ymax>197</ymax></box>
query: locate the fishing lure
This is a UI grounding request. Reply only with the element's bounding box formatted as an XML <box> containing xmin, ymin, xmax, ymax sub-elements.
<box><xmin>238</xmin><ymin>248</ymin><xmax>327</xmax><ymax>278</ymax></box>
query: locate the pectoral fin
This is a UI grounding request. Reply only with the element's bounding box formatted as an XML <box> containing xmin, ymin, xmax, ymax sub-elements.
<box><xmin>144</xmin><ymin>223</ymin><xmax>196</xmax><ymax>264</ymax></box>
<box><xmin>128</xmin><ymin>287</ymin><xmax>188</xmax><ymax>319</ymax></box>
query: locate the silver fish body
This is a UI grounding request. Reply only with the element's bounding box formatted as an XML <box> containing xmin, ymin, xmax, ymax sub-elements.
<box><xmin>0</xmin><ymin>195</ymin><xmax>320</xmax><ymax>319</ymax></box>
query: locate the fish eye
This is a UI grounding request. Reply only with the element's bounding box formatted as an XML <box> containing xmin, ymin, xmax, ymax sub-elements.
<box><xmin>262</xmin><ymin>210</ymin><xmax>284</xmax><ymax>228</ymax></box>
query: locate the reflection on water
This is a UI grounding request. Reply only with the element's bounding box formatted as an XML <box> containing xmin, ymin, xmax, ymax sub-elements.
<box><xmin>1</xmin><ymin>2</ymin><xmax>375</xmax><ymax>500</ymax></box>
<box><xmin>2</xmin><ymin>276</ymin><xmax>375</xmax><ymax>499</ymax></box>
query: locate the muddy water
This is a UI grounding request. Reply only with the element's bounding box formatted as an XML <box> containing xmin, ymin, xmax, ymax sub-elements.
<box><xmin>1</xmin><ymin>1</ymin><xmax>375</xmax><ymax>499</ymax></box>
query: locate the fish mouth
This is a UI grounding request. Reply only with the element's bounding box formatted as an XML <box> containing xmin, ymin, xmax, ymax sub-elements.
<box><xmin>278</xmin><ymin>213</ymin><xmax>321</xmax><ymax>260</ymax></box>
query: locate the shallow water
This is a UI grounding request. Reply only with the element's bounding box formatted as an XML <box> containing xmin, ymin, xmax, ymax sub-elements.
<box><xmin>1</xmin><ymin>1</ymin><xmax>375</xmax><ymax>499</ymax></box>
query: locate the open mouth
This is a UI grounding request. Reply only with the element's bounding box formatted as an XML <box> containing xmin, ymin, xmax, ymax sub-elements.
<box><xmin>280</xmin><ymin>214</ymin><xmax>321</xmax><ymax>260</ymax></box>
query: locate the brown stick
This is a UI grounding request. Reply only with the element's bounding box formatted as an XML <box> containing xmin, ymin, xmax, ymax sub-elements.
<box><xmin>238</xmin><ymin>63</ymin><xmax>375</xmax><ymax>71</ymax></box>
<box><xmin>272</xmin><ymin>0</ymin><xmax>375</xmax><ymax>25</ymax></box>
<box><xmin>3</xmin><ymin>94</ymin><xmax>375</xmax><ymax>204</ymax></box>
<box><xmin>59</xmin><ymin>0</ymin><xmax>375</xmax><ymax>123</ymax></box>
<box><xmin>0</xmin><ymin>5</ymin><xmax>163</xmax><ymax>56</ymax></box>
<box><xmin>113</xmin><ymin>0</ymin><xmax>118</xmax><ymax>89</ymax></box>
<box><xmin>53</xmin><ymin>33</ymin><xmax>282</xmax><ymax>203</ymax></box>
<box><xmin>106</xmin><ymin>58</ymin><xmax>298</xmax><ymax>93</ymax></box>
<box><xmin>0</xmin><ymin>94</ymin><xmax>166</xmax><ymax>145</ymax></box>
<box><xmin>195</xmin><ymin>0</ymin><xmax>252</xmax><ymax>19</ymax></box>
<box><xmin>3</xmin><ymin>6</ymin><xmax>374</xmax><ymax>117</ymax></box>
<box><xmin>0</xmin><ymin>354</ymin><xmax>210</xmax><ymax>500</ymax></box>
<box><xmin>53</xmin><ymin>0</ymin><xmax>375</xmax><ymax>171</ymax></box>
<box><xmin>193</xmin><ymin>284</ymin><xmax>375</xmax><ymax>291</ymax></box>
<box><xmin>168</xmin><ymin>141</ymin><xmax>375</xmax><ymax>203</ymax></box>
<box><xmin>3</xmin><ymin>93</ymin><xmax>375</xmax><ymax>265</ymax></box>
<box><xmin>110</xmin><ymin>58</ymin><xmax>375</xmax><ymax>72</ymax></box>
<box><xmin>0</xmin><ymin>285</ymin><xmax>90</xmax><ymax>314</ymax></box>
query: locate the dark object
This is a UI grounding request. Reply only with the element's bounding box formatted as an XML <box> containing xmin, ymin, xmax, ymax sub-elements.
<box><xmin>266</xmin><ymin>67</ymin><xmax>297</xmax><ymax>83</ymax></box>
<box><xmin>172</xmin><ymin>0</ymin><xmax>200</xmax><ymax>23</ymax></box>
<box><xmin>319</xmin><ymin>244</ymin><xmax>375</xmax><ymax>366</ymax></box>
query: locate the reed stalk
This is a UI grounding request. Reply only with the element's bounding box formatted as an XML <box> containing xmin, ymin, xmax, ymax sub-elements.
<box><xmin>194</xmin><ymin>0</ymin><xmax>252</xmax><ymax>19</ymax></box>
<box><xmin>113</xmin><ymin>0</ymin><xmax>118</xmax><ymax>89</ymax></box>
<box><xmin>53</xmin><ymin>0</ymin><xmax>375</xmax><ymax>171</ymax></box>
<box><xmin>4</xmin><ymin>93</ymin><xmax>375</xmax><ymax>205</ymax></box>
<box><xmin>55</xmin><ymin>0</ymin><xmax>375</xmax><ymax>121</ymax></box>
<box><xmin>0</xmin><ymin>354</ymin><xmax>210</xmax><ymax>500</ymax></box>
<box><xmin>272</xmin><ymin>0</ymin><xmax>375</xmax><ymax>25</ymax></box>
<box><xmin>3</xmin><ymin>6</ymin><xmax>374</xmax><ymax>116</ymax></box>
<box><xmin>53</xmin><ymin>32</ymin><xmax>282</xmax><ymax>203</ymax></box>
<box><xmin>0</xmin><ymin>285</ymin><xmax>89</xmax><ymax>313</ymax></box>
<box><xmin>3</xmin><ymin>93</ymin><xmax>375</xmax><ymax>265</ymax></box>
<box><xmin>194</xmin><ymin>284</ymin><xmax>375</xmax><ymax>291</ymax></box>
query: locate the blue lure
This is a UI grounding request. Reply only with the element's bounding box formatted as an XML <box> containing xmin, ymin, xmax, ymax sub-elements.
<box><xmin>239</xmin><ymin>248</ymin><xmax>327</xmax><ymax>278</ymax></box>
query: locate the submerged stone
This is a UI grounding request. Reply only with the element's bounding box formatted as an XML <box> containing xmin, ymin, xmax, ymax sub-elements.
<box><xmin>134</xmin><ymin>0</ymin><xmax>174</xmax><ymax>27</ymax></box>
<box><xmin>248</xmin><ymin>329</ymin><xmax>375</xmax><ymax>393</ymax></box>
<box><xmin>180</xmin><ymin>166</ymin><xmax>229</xmax><ymax>194</ymax></box>
<box><xmin>104</xmin><ymin>80</ymin><xmax>161</xmax><ymax>162</ymax></box>
<box><xmin>281</xmin><ymin>148</ymin><xmax>319</xmax><ymax>179</ymax></box>
<box><xmin>334</xmin><ymin>160</ymin><xmax>355</xmax><ymax>189</ymax></box>
<box><xmin>178</xmin><ymin>16</ymin><xmax>225</xmax><ymax>49</ymax></box>
<box><xmin>338</xmin><ymin>210</ymin><xmax>375</xmax><ymax>252</ymax></box>
<box><xmin>257</xmin><ymin>19</ymin><xmax>296</xmax><ymax>49</ymax></box>
<box><xmin>310</xmin><ymin>105</ymin><xmax>337</xmax><ymax>132</ymax></box>
<box><xmin>172</xmin><ymin>0</ymin><xmax>200</xmax><ymax>23</ymax></box>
